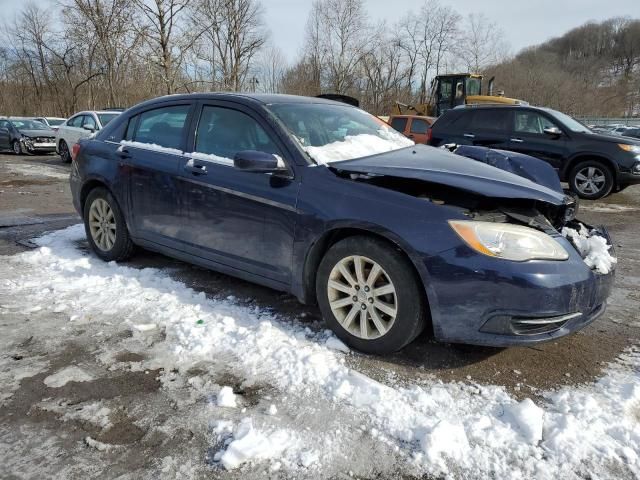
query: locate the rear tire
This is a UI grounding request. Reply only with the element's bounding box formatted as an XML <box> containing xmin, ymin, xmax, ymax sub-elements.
<box><xmin>569</xmin><ymin>160</ymin><xmax>613</xmax><ymax>200</ymax></box>
<box><xmin>59</xmin><ymin>140</ymin><xmax>71</xmax><ymax>163</ymax></box>
<box><xmin>83</xmin><ymin>187</ymin><xmax>134</xmax><ymax>262</ymax></box>
<box><xmin>316</xmin><ymin>236</ymin><xmax>427</xmax><ymax>354</ymax></box>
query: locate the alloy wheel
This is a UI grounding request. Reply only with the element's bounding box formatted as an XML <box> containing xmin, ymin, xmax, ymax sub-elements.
<box><xmin>574</xmin><ymin>166</ymin><xmax>606</xmax><ymax>196</ymax></box>
<box><xmin>13</xmin><ymin>141</ymin><xmax>21</xmax><ymax>155</ymax></box>
<box><xmin>327</xmin><ymin>255</ymin><xmax>397</xmax><ymax>340</ymax></box>
<box><xmin>88</xmin><ymin>198</ymin><xmax>116</xmax><ymax>251</ymax></box>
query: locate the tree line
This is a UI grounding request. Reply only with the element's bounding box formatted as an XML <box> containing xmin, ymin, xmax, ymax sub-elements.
<box><xmin>0</xmin><ymin>0</ymin><xmax>637</xmax><ymax>118</ymax></box>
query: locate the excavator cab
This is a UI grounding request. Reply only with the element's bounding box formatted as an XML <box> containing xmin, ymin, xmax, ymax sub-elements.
<box><xmin>432</xmin><ymin>74</ymin><xmax>484</xmax><ymax>116</ymax></box>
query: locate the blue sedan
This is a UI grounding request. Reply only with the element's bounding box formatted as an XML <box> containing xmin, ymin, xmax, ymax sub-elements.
<box><xmin>69</xmin><ymin>93</ymin><xmax>614</xmax><ymax>353</ymax></box>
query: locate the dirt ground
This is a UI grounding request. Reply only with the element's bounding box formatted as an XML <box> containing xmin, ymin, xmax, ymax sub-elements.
<box><xmin>1</xmin><ymin>151</ymin><xmax>639</xmax><ymax>479</ymax></box>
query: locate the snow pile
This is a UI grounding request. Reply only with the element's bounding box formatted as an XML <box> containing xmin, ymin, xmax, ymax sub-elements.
<box><xmin>3</xmin><ymin>225</ymin><xmax>640</xmax><ymax>478</ymax></box>
<box><xmin>562</xmin><ymin>224</ymin><xmax>617</xmax><ymax>274</ymax></box>
<box><xmin>43</xmin><ymin>366</ymin><xmax>94</xmax><ymax>388</ymax></box>
<box><xmin>189</xmin><ymin>151</ymin><xmax>233</xmax><ymax>166</ymax></box>
<box><xmin>216</xmin><ymin>386</ymin><xmax>237</xmax><ymax>407</ymax></box>
<box><xmin>306</xmin><ymin>130</ymin><xmax>413</xmax><ymax>164</ymax></box>
<box><xmin>219</xmin><ymin>418</ymin><xmax>293</xmax><ymax>470</ymax></box>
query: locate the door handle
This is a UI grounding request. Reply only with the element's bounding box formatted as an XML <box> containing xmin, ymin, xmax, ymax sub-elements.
<box><xmin>117</xmin><ymin>147</ymin><xmax>131</xmax><ymax>159</ymax></box>
<box><xmin>510</xmin><ymin>138</ymin><xmax>524</xmax><ymax>143</ymax></box>
<box><xmin>463</xmin><ymin>133</ymin><xmax>475</xmax><ymax>138</ymax></box>
<box><xmin>185</xmin><ymin>160</ymin><xmax>207</xmax><ymax>176</ymax></box>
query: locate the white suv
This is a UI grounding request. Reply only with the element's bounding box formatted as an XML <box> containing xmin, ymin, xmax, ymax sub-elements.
<box><xmin>56</xmin><ymin>110</ymin><xmax>120</xmax><ymax>162</ymax></box>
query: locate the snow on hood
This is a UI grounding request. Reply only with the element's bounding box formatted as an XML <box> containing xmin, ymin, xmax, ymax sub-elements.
<box><xmin>304</xmin><ymin>130</ymin><xmax>414</xmax><ymax>164</ymax></box>
<box><xmin>2</xmin><ymin>225</ymin><xmax>639</xmax><ymax>478</ymax></box>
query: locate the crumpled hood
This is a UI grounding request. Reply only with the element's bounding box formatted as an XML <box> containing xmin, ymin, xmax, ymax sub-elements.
<box><xmin>19</xmin><ymin>129</ymin><xmax>55</xmax><ymax>137</ymax></box>
<box><xmin>331</xmin><ymin>144</ymin><xmax>569</xmax><ymax>206</ymax></box>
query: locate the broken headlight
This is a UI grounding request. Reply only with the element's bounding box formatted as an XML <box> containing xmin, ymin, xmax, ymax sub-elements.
<box><xmin>449</xmin><ymin>220</ymin><xmax>569</xmax><ymax>261</ymax></box>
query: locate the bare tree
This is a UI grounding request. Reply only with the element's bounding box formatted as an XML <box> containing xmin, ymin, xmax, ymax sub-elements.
<box><xmin>456</xmin><ymin>13</ymin><xmax>509</xmax><ymax>73</ymax></box>
<box><xmin>133</xmin><ymin>0</ymin><xmax>201</xmax><ymax>94</ymax></box>
<box><xmin>190</xmin><ymin>0</ymin><xmax>267</xmax><ymax>91</ymax></box>
<box><xmin>254</xmin><ymin>44</ymin><xmax>287</xmax><ymax>93</ymax></box>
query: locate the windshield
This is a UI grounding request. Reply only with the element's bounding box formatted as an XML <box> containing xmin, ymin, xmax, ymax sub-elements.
<box><xmin>267</xmin><ymin>103</ymin><xmax>414</xmax><ymax>164</ymax></box>
<box><xmin>47</xmin><ymin>118</ymin><xmax>65</xmax><ymax>126</ymax></box>
<box><xmin>98</xmin><ymin>113</ymin><xmax>119</xmax><ymax>127</ymax></box>
<box><xmin>546</xmin><ymin>109</ymin><xmax>591</xmax><ymax>133</ymax></box>
<box><xmin>10</xmin><ymin>120</ymin><xmax>49</xmax><ymax>130</ymax></box>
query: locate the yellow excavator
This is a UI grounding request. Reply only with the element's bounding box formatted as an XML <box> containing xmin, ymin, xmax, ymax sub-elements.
<box><xmin>392</xmin><ymin>73</ymin><xmax>528</xmax><ymax>118</ymax></box>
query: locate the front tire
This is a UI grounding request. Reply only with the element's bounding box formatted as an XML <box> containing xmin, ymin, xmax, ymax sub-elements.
<box><xmin>569</xmin><ymin>160</ymin><xmax>613</xmax><ymax>199</ymax></box>
<box><xmin>316</xmin><ymin>236</ymin><xmax>427</xmax><ymax>354</ymax></box>
<box><xmin>59</xmin><ymin>140</ymin><xmax>71</xmax><ymax>163</ymax></box>
<box><xmin>83</xmin><ymin>187</ymin><xmax>134</xmax><ymax>262</ymax></box>
<box><xmin>12</xmin><ymin>140</ymin><xmax>22</xmax><ymax>155</ymax></box>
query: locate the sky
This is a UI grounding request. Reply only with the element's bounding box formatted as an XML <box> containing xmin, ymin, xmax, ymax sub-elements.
<box><xmin>3</xmin><ymin>0</ymin><xmax>639</xmax><ymax>62</ymax></box>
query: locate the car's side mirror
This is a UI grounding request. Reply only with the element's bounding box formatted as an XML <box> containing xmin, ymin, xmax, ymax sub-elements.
<box><xmin>234</xmin><ymin>150</ymin><xmax>286</xmax><ymax>173</ymax></box>
<box><xmin>83</xmin><ymin>125</ymin><xmax>96</xmax><ymax>133</ymax></box>
<box><xmin>543</xmin><ymin>127</ymin><xmax>562</xmax><ymax>137</ymax></box>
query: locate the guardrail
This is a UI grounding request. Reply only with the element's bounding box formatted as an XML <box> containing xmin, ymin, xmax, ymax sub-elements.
<box><xmin>577</xmin><ymin>117</ymin><xmax>640</xmax><ymax>126</ymax></box>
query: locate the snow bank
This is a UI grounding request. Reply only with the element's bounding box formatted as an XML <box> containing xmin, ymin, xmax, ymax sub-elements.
<box><xmin>306</xmin><ymin>130</ymin><xmax>413</xmax><ymax>164</ymax></box>
<box><xmin>562</xmin><ymin>224</ymin><xmax>617</xmax><ymax>274</ymax></box>
<box><xmin>4</xmin><ymin>225</ymin><xmax>640</xmax><ymax>478</ymax></box>
<box><xmin>44</xmin><ymin>366</ymin><xmax>94</xmax><ymax>388</ymax></box>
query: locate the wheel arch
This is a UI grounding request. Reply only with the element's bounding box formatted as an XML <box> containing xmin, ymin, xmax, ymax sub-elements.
<box><xmin>300</xmin><ymin>226</ymin><xmax>435</xmax><ymax>333</ymax></box>
<box><xmin>562</xmin><ymin>154</ymin><xmax>618</xmax><ymax>182</ymax></box>
<box><xmin>80</xmin><ymin>178</ymin><xmax>111</xmax><ymax>212</ymax></box>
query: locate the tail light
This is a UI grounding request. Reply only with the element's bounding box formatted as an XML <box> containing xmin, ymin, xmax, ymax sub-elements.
<box><xmin>426</xmin><ymin>127</ymin><xmax>433</xmax><ymax>144</ymax></box>
<box><xmin>71</xmin><ymin>143</ymin><xmax>81</xmax><ymax>161</ymax></box>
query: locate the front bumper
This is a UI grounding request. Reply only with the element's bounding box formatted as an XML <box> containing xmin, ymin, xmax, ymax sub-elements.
<box><xmin>422</xmin><ymin>229</ymin><xmax>615</xmax><ymax>347</ymax></box>
<box><xmin>617</xmin><ymin>171</ymin><xmax>640</xmax><ymax>186</ymax></box>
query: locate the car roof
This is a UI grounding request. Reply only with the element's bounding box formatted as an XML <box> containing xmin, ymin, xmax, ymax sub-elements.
<box><xmin>128</xmin><ymin>92</ymin><xmax>349</xmax><ymax>112</ymax></box>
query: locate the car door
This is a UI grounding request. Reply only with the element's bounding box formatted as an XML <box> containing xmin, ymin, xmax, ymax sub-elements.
<box><xmin>0</xmin><ymin>120</ymin><xmax>10</xmax><ymax>148</ymax></box>
<box><xmin>178</xmin><ymin>101</ymin><xmax>299</xmax><ymax>284</ymax></box>
<box><xmin>62</xmin><ymin>115</ymin><xmax>85</xmax><ymax>145</ymax></box>
<box><xmin>459</xmin><ymin>109</ymin><xmax>512</xmax><ymax>148</ymax></box>
<box><xmin>508</xmin><ymin>110</ymin><xmax>569</xmax><ymax>171</ymax></box>
<box><xmin>407</xmin><ymin>117</ymin><xmax>431</xmax><ymax>144</ymax></box>
<box><xmin>122</xmin><ymin>103</ymin><xmax>194</xmax><ymax>248</ymax></box>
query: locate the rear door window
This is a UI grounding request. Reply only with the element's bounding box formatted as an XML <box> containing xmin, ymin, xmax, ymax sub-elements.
<box><xmin>133</xmin><ymin>105</ymin><xmax>191</xmax><ymax>150</ymax></box>
<box><xmin>390</xmin><ymin>117</ymin><xmax>408</xmax><ymax>133</ymax></box>
<box><xmin>410</xmin><ymin>118</ymin><xmax>430</xmax><ymax>134</ymax></box>
<box><xmin>194</xmin><ymin>106</ymin><xmax>281</xmax><ymax>163</ymax></box>
<box><xmin>468</xmin><ymin>109</ymin><xmax>510</xmax><ymax>132</ymax></box>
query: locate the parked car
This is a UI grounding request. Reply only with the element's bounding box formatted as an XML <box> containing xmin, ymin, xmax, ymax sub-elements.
<box><xmin>388</xmin><ymin>115</ymin><xmax>436</xmax><ymax>144</ymax></box>
<box><xmin>70</xmin><ymin>93</ymin><xmax>614</xmax><ymax>354</ymax></box>
<box><xmin>427</xmin><ymin>105</ymin><xmax>640</xmax><ymax>199</ymax></box>
<box><xmin>0</xmin><ymin>117</ymin><xmax>56</xmax><ymax>154</ymax></box>
<box><xmin>56</xmin><ymin>110</ymin><xmax>120</xmax><ymax>162</ymax></box>
<box><xmin>33</xmin><ymin>116</ymin><xmax>67</xmax><ymax>131</ymax></box>
<box><xmin>622</xmin><ymin>128</ymin><xmax>640</xmax><ymax>140</ymax></box>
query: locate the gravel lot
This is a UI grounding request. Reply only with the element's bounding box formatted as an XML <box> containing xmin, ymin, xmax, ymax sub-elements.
<box><xmin>1</xmin><ymin>152</ymin><xmax>639</xmax><ymax>479</ymax></box>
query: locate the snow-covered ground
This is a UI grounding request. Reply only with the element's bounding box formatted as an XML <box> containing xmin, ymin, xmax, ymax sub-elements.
<box><xmin>1</xmin><ymin>225</ymin><xmax>639</xmax><ymax>479</ymax></box>
<box><xmin>3</xmin><ymin>162</ymin><xmax>69</xmax><ymax>180</ymax></box>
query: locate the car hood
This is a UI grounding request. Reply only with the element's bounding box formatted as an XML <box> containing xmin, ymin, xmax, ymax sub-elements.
<box><xmin>330</xmin><ymin>144</ymin><xmax>569</xmax><ymax>205</ymax></box>
<box><xmin>19</xmin><ymin>129</ymin><xmax>55</xmax><ymax>137</ymax></box>
<box><xmin>576</xmin><ymin>130</ymin><xmax>640</xmax><ymax>145</ymax></box>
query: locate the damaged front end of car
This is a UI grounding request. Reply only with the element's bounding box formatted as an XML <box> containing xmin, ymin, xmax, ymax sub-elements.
<box><xmin>327</xmin><ymin>144</ymin><xmax>616</xmax><ymax>345</ymax></box>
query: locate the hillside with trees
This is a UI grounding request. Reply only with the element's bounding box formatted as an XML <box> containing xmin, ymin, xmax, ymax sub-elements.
<box><xmin>0</xmin><ymin>0</ymin><xmax>637</xmax><ymax>118</ymax></box>
<box><xmin>486</xmin><ymin>18</ymin><xmax>640</xmax><ymax>117</ymax></box>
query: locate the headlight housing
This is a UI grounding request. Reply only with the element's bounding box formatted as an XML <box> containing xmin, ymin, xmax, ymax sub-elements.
<box><xmin>618</xmin><ymin>144</ymin><xmax>640</xmax><ymax>154</ymax></box>
<box><xmin>449</xmin><ymin>220</ymin><xmax>569</xmax><ymax>261</ymax></box>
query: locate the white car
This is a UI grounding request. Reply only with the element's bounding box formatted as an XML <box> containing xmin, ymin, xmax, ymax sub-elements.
<box><xmin>33</xmin><ymin>116</ymin><xmax>67</xmax><ymax>131</ymax></box>
<box><xmin>56</xmin><ymin>110</ymin><xmax>120</xmax><ymax>162</ymax></box>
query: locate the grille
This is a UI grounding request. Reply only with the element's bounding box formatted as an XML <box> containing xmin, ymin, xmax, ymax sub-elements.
<box><xmin>35</xmin><ymin>137</ymin><xmax>54</xmax><ymax>142</ymax></box>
